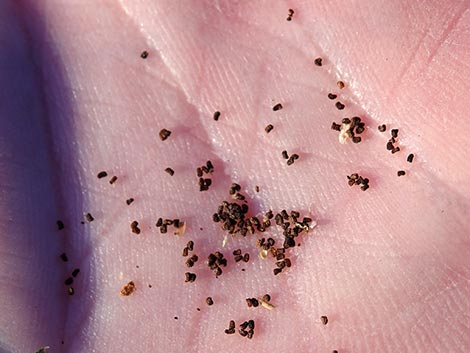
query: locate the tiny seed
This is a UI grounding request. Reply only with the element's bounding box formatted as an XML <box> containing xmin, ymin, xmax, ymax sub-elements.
<box><xmin>206</xmin><ymin>297</ymin><xmax>214</xmax><ymax>306</ymax></box>
<box><xmin>328</xmin><ymin>93</ymin><xmax>337</xmax><ymax>100</ymax></box>
<box><xmin>397</xmin><ymin>170</ymin><xmax>406</xmax><ymax>176</ymax></box>
<box><xmin>407</xmin><ymin>153</ymin><xmax>414</xmax><ymax>163</ymax></box>
<box><xmin>282</xmin><ymin>150</ymin><xmax>289</xmax><ymax>159</ymax></box>
<box><xmin>97</xmin><ymin>171</ymin><xmax>108</xmax><ymax>179</ymax></box>
<box><xmin>391</xmin><ymin>146</ymin><xmax>401</xmax><ymax>154</ymax></box>
<box><xmin>159</xmin><ymin>129</ymin><xmax>171</xmax><ymax>141</ymax></box>
<box><xmin>120</xmin><ymin>281</ymin><xmax>136</xmax><ymax>296</ymax></box>
<box><xmin>243</xmin><ymin>253</ymin><xmax>250</xmax><ymax>262</ymax></box>
<box><xmin>85</xmin><ymin>213</ymin><xmax>94</xmax><ymax>222</ymax></box>
<box><xmin>337</xmin><ymin>81</ymin><xmax>345</xmax><ymax>89</ymax></box>
<box><xmin>72</xmin><ymin>268</ymin><xmax>80</xmax><ymax>277</ymax></box>
<box><xmin>60</xmin><ymin>253</ymin><xmax>68</xmax><ymax>262</ymax></box>
<box><xmin>182</xmin><ymin>247</ymin><xmax>189</xmax><ymax>257</ymax></box>
<box><xmin>156</xmin><ymin>218</ymin><xmax>163</xmax><ymax>227</ymax></box>
<box><xmin>165</xmin><ymin>167</ymin><xmax>175</xmax><ymax>176</ymax></box>
<box><xmin>378</xmin><ymin>124</ymin><xmax>386</xmax><ymax>132</ymax></box>
<box><xmin>314</xmin><ymin>57</ymin><xmax>323</xmax><ymax>66</ymax></box>
<box><xmin>187</xmin><ymin>240</ymin><xmax>194</xmax><ymax>251</ymax></box>
<box><xmin>65</xmin><ymin>277</ymin><xmax>73</xmax><ymax>285</ymax></box>
<box><xmin>68</xmin><ymin>287</ymin><xmax>74</xmax><ymax>296</ymax></box>
<box><xmin>352</xmin><ymin>136</ymin><xmax>362</xmax><ymax>143</ymax></box>
<box><xmin>263</xmin><ymin>294</ymin><xmax>271</xmax><ymax>302</ymax></box>
<box><xmin>321</xmin><ymin>316</ymin><xmax>328</xmax><ymax>325</ymax></box>
<box><xmin>126</xmin><ymin>198</ymin><xmax>134</xmax><ymax>205</ymax></box>
<box><xmin>335</xmin><ymin>102</ymin><xmax>345</xmax><ymax>110</ymax></box>
<box><xmin>140</xmin><ymin>50</ymin><xmax>148</xmax><ymax>59</ymax></box>
<box><xmin>273</xmin><ymin>103</ymin><xmax>283</xmax><ymax>111</ymax></box>
<box><xmin>57</xmin><ymin>220</ymin><xmax>64</xmax><ymax>230</ymax></box>
<box><xmin>265</xmin><ymin>124</ymin><xmax>274</xmax><ymax>133</ymax></box>
<box><xmin>131</xmin><ymin>221</ymin><xmax>141</xmax><ymax>234</ymax></box>
<box><xmin>391</xmin><ymin>129</ymin><xmax>399</xmax><ymax>138</ymax></box>
<box><xmin>109</xmin><ymin>176</ymin><xmax>117</xmax><ymax>184</ymax></box>
<box><xmin>213</xmin><ymin>111</ymin><xmax>221</xmax><ymax>121</ymax></box>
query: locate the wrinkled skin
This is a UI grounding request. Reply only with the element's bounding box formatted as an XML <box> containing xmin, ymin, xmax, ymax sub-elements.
<box><xmin>0</xmin><ymin>1</ymin><xmax>469</xmax><ymax>352</ymax></box>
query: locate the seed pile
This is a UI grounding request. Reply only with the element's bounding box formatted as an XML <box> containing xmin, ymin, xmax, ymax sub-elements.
<box><xmin>197</xmin><ymin>160</ymin><xmax>214</xmax><ymax>191</ymax></box>
<box><xmin>386</xmin><ymin>128</ymin><xmax>400</xmax><ymax>154</ymax></box>
<box><xmin>207</xmin><ymin>251</ymin><xmax>227</xmax><ymax>277</ymax></box>
<box><xmin>347</xmin><ymin>173</ymin><xmax>370</xmax><ymax>191</ymax></box>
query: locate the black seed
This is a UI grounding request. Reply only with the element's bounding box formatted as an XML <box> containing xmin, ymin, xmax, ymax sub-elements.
<box><xmin>355</xmin><ymin>126</ymin><xmax>364</xmax><ymax>134</ymax></box>
<box><xmin>397</xmin><ymin>170</ymin><xmax>406</xmax><ymax>176</ymax></box>
<box><xmin>109</xmin><ymin>176</ymin><xmax>118</xmax><ymax>184</ymax></box>
<box><xmin>352</xmin><ymin>136</ymin><xmax>362</xmax><ymax>143</ymax></box>
<box><xmin>407</xmin><ymin>154</ymin><xmax>414</xmax><ymax>163</ymax></box>
<box><xmin>131</xmin><ymin>221</ymin><xmax>140</xmax><ymax>234</ymax></box>
<box><xmin>57</xmin><ymin>220</ymin><xmax>64</xmax><ymax>230</ymax></box>
<box><xmin>335</xmin><ymin>102</ymin><xmax>345</xmax><ymax>110</ymax></box>
<box><xmin>273</xmin><ymin>268</ymin><xmax>282</xmax><ymax>275</ymax></box>
<box><xmin>378</xmin><ymin>124</ymin><xmax>386</xmax><ymax>132</ymax></box>
<box><xmin>60</xmin><ymin>253</ymin><xmax>68</xmax><ymax>262</ymax></box>
<box><xmin>72</xmin><ymin>268</ymin><xmax>80</xmax><ymax>277</ymax></box>
<box><xmin>342</xmin><ymin>118</ymin><xmax>351</xmax><ymax>125</ymax></box>
<box><xmin>126</xmin><ymin>198</ymin><xmax>134</xmax><ymax>205</ymax></box>
<box><xmin>164</xmin><ymin>167</ymin><xmax>175</xmax><ymax>176</ymax></box>
<box><xmin>156</xmin><ymin>218</ymin><xmax>163</xmax><ymax>227</ymax></box>
<box><xmin>233</xmin><ymin>249</ymin><xmax>242</xmax><ymax>256</ymax></box>
<box><xmin>282</xmin><ymin>150</ymin><xmax>289</xmax><ymax>159</ymax></box>
<box><xmin>328</xmin><ymin>93</ymin><xmax>337</xmax><ymax>100</ymax></box>
<box><xmin>331</xmin><ymin>122</ymin><xmax>341</xmax><ymax>131</ymax></box>
<box><xmin>391</xmin><ymin>146</ymin><xmax>401</xmax><ymax>154</ymax></box>
<box><xmin>212</xmin><ymin>213</ymin><xmax>220</xmax><ymax>223</ymax></box>
<box><xmin>140</xmin><ymin>51</ymin><xmax>148</xmax><ymax>59</ymax></box>
<box><xmin>173</xmin><ymin>219</ymin><xmax>180</xmax><ymax>228</ymax></box>
<box><xmin>248</xmin><ymin>320</ymin><xmax>255</xmax><ymax>329</ymax></box>
<box><xmin>206</xmin><ymin>297</ymin><xmax>214</xmax><ymax>306</ymax></box>
<box><xmin>159</xmin><ymin>129</ymin><xmax>171</xmax><ymax>141</ymax></box>
<box><xmin>287</xmin><ymin>157</ymin><xmax>294</xmax><ymax>166</ymax></box>
<box><xmin>361</xmin><ymin>184</ymin><xmax>370</xmax><ymax>191</ymax></box>
<box><xmin>321</xmin><ymin>316</ymin><xmax>328</xmax><ymax>325</ymax></box>
<box><xmin>65</xmin><ymin>277</ymin><xmax>73</xmax><ymax>285</ymax></box>
<box><xmin>213</xmin><ymin>111</ymin><xmax>221</xmax><ymax>121</ymax></box>
<box><xmin>243</xmin><ymin>253</ymin><xmax>250</xmax><ymax>262</ymax></box>
<box><xmin>386</xmin><ymin>141</ymin><xmax>394</xmax><ymax>150</ymax></box>
<box><xmin>97</xmin><ymin>171</ymin><xmax>108</xmax><ymax>179</ymax></box>
<box><xmin>197</xmin><ymin>167</ymin><xmax>203</xmax><ymax>177</ymax></box>
<box><xmin>391</xmin><ymin>129</ymin><xmax>399</xmax><ymax>138</ymax></box>
<box><xmin>265</xmin><ymin>124</ymin><xmax>274</xmax><ymax>133</ymax></box>
<box><xmin>160</xmin><ymin>224</ymin><xmax>167</xmax><ymax>234</ymax></box>
<box><xmin>285</xmin><ymin>258</ymin><xmax>291</xmax><ymax>267</ymax></box>
<box><xmin>273</xmin><ymin>103</ymin><xmax>283</xmax><ymax>111</ymax></box>
<box><xmin>314</xmin><ymin>57</ymin><xmax>323</xmax><ymax>66</ymax></box>
<box><xmin>85</xmin><ymin>213</ymin><xmax>94</xmax><ymax>222</ymax></box>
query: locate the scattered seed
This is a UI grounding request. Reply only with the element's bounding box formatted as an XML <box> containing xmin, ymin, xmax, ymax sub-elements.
<box><xmin>109</xmin><ymin>176</ymin><xmax>118</xmax><ymax>184</ymax></box>
<box><xmin>140</xmin><ymin>50</ymin><xmax>148</xmax><ymax>59</ymax></box>
<box><xmin>182</xmin><ymin>247</ymin><xmax>189</xmax><ymax>257</ymax></box>
<box><xmin>273</xmin><ymin>268</ymin><xmax>282</xmax><ymax>275</ymax></box>
<box><xmin>391</xmin><ymin>129</ymin><xmax>399</xmax><ymax>138</ymax></box>
<box><xmin>397</xmin><ymin>170</ymin><xmax>406</xmax><ymax>176</ymax></box>
<box><xmin>255</xmin><ymin>185</ymin><xmax>260</xmax><ymax>192</ymax></box>
<box><xmin>120</xmin><ymin>281</ymin><xmax>136</xmax><ymax>296</ymax></box>
<box><xmin>156</xmin><ymin>218</ymin><xmax>163</xmax><ymax>227</ymax></box>
<box><xmin>126</xmin><ymin>198</ymin><xmax>134</xmax><ymax>205</ymax></box>
<box><xmin>314</xmin><ymin>57</ymin><xmax>323</xmax><ymax>66</ymax></box>
<box><xmin>159</xmin><ymin>129</ymin><xmax>171</xmax><ymax>141</ymax></box>
<box><xmin>265</xmin><ymin>124</ymin><xmax>274</xmax><ymax>133</ymax></box>
<box><xmin>185</xmin><ymin>272</ymin><xmax>197</xmax><ymax>283</ymax></box>
<box><xmin>337</xmin><ymin>81</ymin><xmax>345</xmax><ymax>89</ymax></box>
<box><xmin>335</xmin><ymin>101</ymin><xmax>345</xmax><ymax>110</ymax></box>
<box><xmin>85</xmin><ymin>213</ymin><xmax>94</xmax><ymax>222</ymax></box>
<box><xmin>213</xmin><ymin>111</ymin><xmax>221</xmax><ymax>121</ymax></box>
<box><xmin>407</xmin><ymin>153</ymin><xmax>414</xmax><ymax>163</ymax></box>
<box><xmin>321</xmin><ymin>316</ymin><xmax>328</xmax><ymax>325</ymax></box>
<box><xmin>243</xmin><ymin>253</ymin><xmax>250</xmax><ymax>262</ymax></box>
<box><xmin>60</xmin><ymin>253</ymin><xmax>68</xmax><ymax>262</ymax></box>
<box><xmin>262</xmin><ymin>294</ymin><xmax>271</xmax><ymax>302</ymax></box>
<box><xmin>165</xmin><ymin>167</ymin><xmax>175</xmax><ymax>176</ymax></box>
<box><xmin>97</xmin><ymin>171</ymin><xmax>108</xmax><ymax>179</ymax></box>
<box><xmin>282</xmin><ymin>150</ymin><xmax>289</xmax><ymax>159</ymax></box>
<box><xmin>72</xmin><ymin>268</ymin><xmax>80</xmax><ymax>277</ymax></box>
<box><xmin>286</xmin><ymin>8</ymin><xmax>294</xmax><ymax>21</ymax></box>
<box><xmin>352</xmin><ymin>136</ymin><xmax>362</xmax><ymax>144</ymax></box>
<box><xmin>391</xmin><ymin>146</ymin><xmax>400</xmax><ymax>154</ymax></box>
<box><xmin>378</xmin><ymin>124</ymin><xmax>386</xmax><ymax>132</ymax></box>
<box><xmin>206</xmin><ymin>297</ymin><xmax>214</xmax><ymax>306</ymax></box>
<box><xmin>386</xmin><ymin>141</ymin><xmax>394</xmax><ymax>150</ymax></box>
<box><xmin>131</xmin><ymin>221</ymin><xmax>141</xmax><ymax>234</ymax></box>
<box><xmin>187</xmin><ymin>240</ymin><xmax>194</xmax><ymax>251</ymax></box>
<box><xmin>331</xmin><ymin>122</ymin><xmax>341</xmax><ymax>131</ymax></box>
<box><xmin>273</xmin><ymin>103</ymin><xmax>283</xmax><ymax>111</ymax></box>
<box><xmin>328</xmin><ymin>93</ymin><xmax>337</xmax><ymax>100</ymax></box>
<box><xmin>57</xmin><ymin>220</ymin><xmax>64</xmax><ymax>230</ymax></box>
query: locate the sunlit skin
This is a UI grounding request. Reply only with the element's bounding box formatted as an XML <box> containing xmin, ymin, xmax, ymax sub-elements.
<box><xmin>0</xmin><ymin>1</ymin><xmax>469</xmax><ymax>352</ymax></box>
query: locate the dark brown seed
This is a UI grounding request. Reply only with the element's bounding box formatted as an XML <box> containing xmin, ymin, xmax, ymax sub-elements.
<box><xmin>196</xmin><ymin>167</ymin><xmax>203</xmax><ymax>177</ymax></box>
<box><xmin>352</xmin><ymin>136</ymin><xmax>362</xmax><ymax>144</ymax></box>
<box><xmin>57</xmin><ymin>220</ymin><xmax>64</xmax><ymax>230</ymax></box>
<box><xmin>331</xmin><ymin>122</ymin><xmax>341</xmax><ymax>131</ymax></box>
<box><xmin>163</xmin><ymin>219</ymin><xmax>173</xmax><ymax>225</ymax></box>
<box><xmin>131</xmin><ymin>221</ymin><xmax>140</xmax><ymax>234</ymax></box>
<box><xmin>72</xmin><ymin>268</ymin><xmax>80</xmax><ymax>277</ymax></box>
<box><xmin>65</xmin><ymin>277</ymin><xmax>73</xmax><ymax>285</ymax></box>
<box><xmin>68</xmin><ymin>287</ymin><xmax>74</xmax><ymax>296</ymax></box>
<box><xmin>213</xmin><ymin>111</ymin><xmax>221</xmax><ymax>121</ymax></box>
<box><xmin>273</xmin><ymin>103</ymin><xmax>283</xmax><ymax>111</ymax></box>
<box><xmin>186</xmin><ymin>240</ymin><xmax>194</xmax><ymax>251</ymax></box>
<box><xmin>337</xmin><ymin>81</ymin><xmax>345</xmax><ymax>89</ymax></box>
<box><xmin>235</xmin><ymin>255</ymin><xmax>243</xmax><ymax>262</ymax></box>
<box><xmin>355</xmin><ymin>126</ymin><xmax>365</xmax><ymax>134</ymax></box>
<box><xmin>342</xmin><ymin>118</ymin><xmax>351</xmax><ymax>125</ymax></box>
<box><xmin>248</xmin><ymin>320</ymin><xmax>255</xmax><ymax>329</ymax></box>
<box><xmin>397</xmin><ymin>170</ymin><xmax>406</xmax><ymax>176</ymax></box>
<box><xmin>164</xmin><ymin>167</ymin><xmax>174</xmax><ymax>176</ymax></box>
<box><xmin>391</xmin><ymin>146</ymin><xmax>401</xmax><ymax>154</ymax></box>
<box><xmin>386</xmin><ymin>141</ymin><xmax>394</xmax><ymax>150</ymax></box>
<box><xmin>273</xmin><ymin>268</ymin><xmax>282</xmax><ymax>275</ymax></box>
<box><xmin>284</xmin><ymin>258</ymin><xmax>291</xmax><ymax>267</ymax></box>
<box><xmin>229</xmin><ymin>320</ymin><xmax>235</xmax><ymax>329</ymax></box>
<box><xmin>378</xmin><ymin>124</ymin><xmax>386</xmax><ymax>132</ymax></box>
<box><xmin>247</xmin><ymin>331</ymin><xmax>254</xmax><ymax>339</ymax></box>
<box><xmin>282</xmin><ymin>150</ymin><xmax>289</xmax><ymax>159</ymax></box>
<box><xmin>215</xmin><ymin>267</ymin><xmax>223</xmax><ymax>277</ymax></box>
<box><xmin>185</xmin><ymin>272</ymin><xmax>196</xmax><ymax>283</ymax></box>
<box><xmin>328</xmin><ymin>93</ymin><xmax>337</xmax><ymax>100</ymax></box>
<box><xmin>333</xmin><ymin>351</ymin><xmax>338</xmax><ymax>353</ymax></box>
<box><xmin>182</xmin><ymin>247</ymin><xmax>189</xmax><ymax>257</ymax></box>
<box><xmin>314</xmin><ymin>57</ymin><xmax>323</xmax><ymax>66</ymax></box>
<box><xmin>159</xmin><ymin>129</ymin><xmax>171</xmax><ymax>141</ymax></box>
<box><xmin>60</xmin><ymin>253</ymin><xmax>68</xmax><ymax>262</ymax></box>
<box><xmin>321</xmin><ymin>316</ymin><xmax>328</xmax><ymax>325</ymax></box>
<box><xmin>407</xmin><ymin>153</ymin><xmax>414</xmax><ymax>163</ymax></box>
<box><xmin>335</xmin><ymin>102</ymin><xmax>345</xmax><ymax>110</ymax></box>
<box><xmin>255</xmin><ymin>185</ymin><xmax>260</xmax><ymax>192</ymax></box>
<box><xmin>109</xmin><ymin>176</ymin><xmax>118</xmax><ymax>184</ymax></box>
<box><xmin>361</xmin><ymin>184</ymin><xmax>370</xmax><ymax>191</ymax></box>
<box><xmin>391</xmin><ymin>129</ymin><xmax>399</xmax><ymax>138</ymax></box>
<box><xmin>225</xmin><ymin>328</ymin><xmax>235</xmax><ymax>334</ymax></box>
<box><xmin>156</xmin><ymin>218</ymin><xmax>163</xmax><ymax>227</ymax></box>
<box><xmin>263</xmin><ymin>294</ymin><xmax>271</xmax><ymax>302</ymax></box>
<box><xmin>140</xmin><ymin>51</ymin><xmax>148</xmax><ymax>59</ymax></box>
<box><xmin>206</xmin><ymin>297</ymin><xmax>214</xmax><ymax>306</ymax></box>
<box><xmin>291</xmin><ymin>153</ymin><xmax>299</xmax><ymax>160</ymax></box>
<box><xmin>243</xmin><ymin>253</ymin><xmax>250</xmax><ymax>262</ymax></box>
<box><xmin>97</xmin><ymin>171</ymin><xmax>108</xmax><ymax>179</ymax></box>
<box><xmin>160</xmin><ymin>224</ymin><xmax>167</xmax><ymax>234</ymax></box>
<box><xmin>126</xmin><ymin>198</ymin><xmax>134</xmax><ymax>205</ymax></box>
<box><xmin>185</xmin><ymin>259</ymin><xmax>194</xmax><ymax>267</ymax></box>
<box><xmin>85</xmin><ymin>213</ymin><xmax>94</xmax><ymax>222</ymax></box>
<box><xmin>286</xmin><ymin>157</ymin><xmax>294</xmax><ymax>166</ymax></box>
<box><xmin>238</xmin><ymin>329</ymin><xmax>248</xmax><ymax>337</ymax></box>
<box><xmin>233</xmin><ymin>249</ymin><xmax>242</xmax><ymax>256</ymax></box>
<box><xmin>265</xmin><ymin>124</ymin><xmax>274</xmax><ymax>133</ymax></box>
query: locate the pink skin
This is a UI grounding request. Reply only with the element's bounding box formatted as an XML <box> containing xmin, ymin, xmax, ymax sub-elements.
<box><xmin>0</xmin><ymin>0</ymin><xmax>469</xmax><ymax>352</ymax></box>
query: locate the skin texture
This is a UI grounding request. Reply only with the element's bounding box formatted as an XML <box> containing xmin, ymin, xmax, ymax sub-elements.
<box><xmin>0</xmin><ymin>0</ymin><xmax>469</xmax><ymax>352</ymax></box>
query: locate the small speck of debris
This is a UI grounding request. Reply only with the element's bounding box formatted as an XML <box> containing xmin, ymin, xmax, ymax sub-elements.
<box><xmin>265</xmin><ymin>124</ymin><xmax>274</xmax><ymax>133</ymax></box>
<box><xmin>397</xmin><ymin>170</ymin><xmax>406</xmax><ymax>177</ymax></box>
<box><xmin>206</xmin><ymin>297</ymin><xmax>214</xmax><ymax>306</ymax></box>
<box><xmin>407</xmin><ymin>154</ymin><xmax>414</xmax><ymax>163</ymax></box>
<box><xmin>165</xmin><ymin>167</ymin><xmax>175</xmax><ymax>176</ymax></box>
<box><xmin>109</xmin><ymin>176</ymin><xmax>118</xmax><ymax>184</ymax></box>
<box><xmin>321</xmin><ymin>316</ymin><xmax>328</xmax><ymax>325</ymax></box>
<box><xmin>328</xmin><ymin>93</ymin><xmax>337</xmax><ymax>100</ymax></box>
<box><xmin>273</xmin><ymin>103</ymin><xmax>283</xmax><ymax>111</ymax></box>
<box><xmin>126</xmin><ymin>198</ymin><xmax>134</xmax><ymax>205</ymax></box>
<box><xmin>85</xmin><ymin>213</ymin><xmax>94</xmax><ymax>222</ymax></box>
<box><xmin>57</xmin><ymin>220</ymin><xmax>64</xmax><ymax>230</ymax></box>
<box><xmin>60</xmin><ymin>253</ymin><xmax>68</xmax><ymax>262</ymax></box>
<box><xmin>97</xmin><ymin>171</ymin><xmax>108</xmax><ymax>179</ymax></box>
<box><xmin>314</xmin><ymin>57</ymin><xmax>323</xmax><ymax>66</ymax></box>
<box><xmin>213</xmin><ymin>111</ymin><xmax>221</xmax><ymax>121</ymax></box>
<box><xmin>159</xmin><ymin>129</ymin><xmax>172</xmax><ymax>141</ymax></box>
<box><xmin>120</xmin><ymin>281</ymin><xmax>136</xmax><ymax>296</ymax></box>
<box><xmin>286</xmin><ymin>8</ymin><xmax>294</xmax><ymax>21</ymax></box>
<box><xmin>337</xmin><ymin>81</ymin><xmax>345</xmax><ymax>89</ymax></box>
<box><xmin>140</xmin><ymin>51</ymin><xmax>148</xmax><ymax>59</ymax></box>
<box><xmin>335</xmin><ymin>101</ymin><xmax>345</xmax><ymax>110</ymax></box>
<box><xmin>378</xmin><ymin>124</ymin><xmax>386</xmax><ymax>132</ymax></box>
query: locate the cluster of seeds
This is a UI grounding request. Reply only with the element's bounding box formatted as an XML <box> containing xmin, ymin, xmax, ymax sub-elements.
<box><xmin>197</xmin><ymin>160</ymin><xmax>214</xmax><ymax>191</ymax></box>
<box><xmin>238</xmin><ymin>320</ymin><xmax>255</xmax><ymax>339</ymax></box>
<box><xmin>331</xmin><ymin>117</ymin><xmax>365</xmax><ymax>144</ymax></box>
<box><xmin>233</xmin><ymin>249</ymin><xmax>250</xmax><ymax>263</ymax></box>
<box><xmin>183</xmin><ymin>241</ymin><xmax>198</xmax><ymax>268</ymax></box>
<box><xmin>386</xmin><ymin>128</ymin><xmax>400</xmax><ymax>154</ymax></box>
<box><xmin>207</xmin><ymin>251</ymin><xmax>227</xmax><ymax>277</ymax></box>
<box><xmin>281</xmin><ymin>150</ymin><xmax>300</xmax><ymax>166</ymax></box>
<box><xmin>246</xmin><ymin>294</ymin><xmax>272</xmax><ymax>309</ymax></box>
<box><xmin>97</xmin><ymin>171</ymin><xmax>118</xmax><ymax>185</ymax></box>
<box><xmin>347</xmin><ymin>173</ymin><xmax>370</xmax><ymax>191</ymax></box>
<box><xmin>156</xmin><ymin>218</ymin><xmax>185</xmax><ymax>235</ymax></box>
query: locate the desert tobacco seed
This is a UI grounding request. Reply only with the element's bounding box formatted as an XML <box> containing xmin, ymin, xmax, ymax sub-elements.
<box><xmin>97</xmin><ymin>171</ymin><xmax>108</xmax><ymax>179</ymax></box>
<box><xmin>337</xmin><ymin>81</ymin><xmax>345</xmax><ymax>89</ymax></box>
<box><xmin>185</xmin><ymin>258</ymin><xmax>194</xmax><ymax>267</ymax></box>
<box><xmin>206</xmin><ymin>297</ymin><xmax>214</xmax><ymax>306</ymax></box>
<box><xmin>235</xmin><ymin>255</ymin><xmax>243</xmax><ymax>262</ymax></box>
<box><xmin>196</xmin><ymin>167</ymin><xmax>203</xmax><ymax>177</ymax></box>
<box><xmin>131</xmin><ymin>221</ymin><xmax>140</xmax><ymax>234</ymax></box>
<box><xmin>243</xmin><ymin>253</ymin><xmax>250</xmax><ymax>262</ymax></box>
<box><xmin>57</xmin><ymin>220</ymin><xmax>64</xmax><ymax>230</ymax></box>
<box><xmin>60</xmin><ymin>253</ymin><xmax>68</xmax><ymax>262</ymax></box>
<box><xmin>391</xmin><ymin>146</ymin><xmax>400</xmax><ymax>154</ymax></box>
<box><xmin>273</xmin><ymin>268</ymin><xmax>282</xmax><ymax>275</ymax></box>
<box><xmin>286</xmin><ymin>157</ymin><xmax>295</xmax><ymax>166</ymax></box>
<box><xmin>109</xmin><ymin>176</ymin><xmax>117</xmax><ymax>184</ymax></box>
<box><xmin>165</xmin><ymin>168</ymin><xmax>174</xmax><ymax>176</ymax></box>
<box><xmin>85</xmin><ymin>213</ymin><xmax>94</xmax><ymax>222</ymax></box>
<box><xmin>282</xmin><ymin>150</ymin><xmax>289</xmax><ymax>159</ymax></box>
<box><xmin>72</xmin><ymin>268</ymin><xmax>80</xmax><ymax>277</ymax></box>
<box><xmin>314</xmin><ymin>57</ymin><xmax>323</xmax><ymax>66</ymax></box>
<box><xmin>68</xmin><ymin>287</ymin><xmax>74</xmax><ymax>296</ymax></box>
<box><xmin>386</xmin><ymin>141</ymin><xmax>394</xmax><ymax>150</ymax></box>
<box><xmin>352</xmin><ymin>136</ymin><xmax>362</xmax><ymax>143</ymax></box>
<box><xmin>321</xmin><ymin>316</ymin><xmax>328</xmax><ymax>325</ymax></box>
<box><xmin>213</xmin><ymin>111</ymin><xmax>221</xmax><ymax>121</ymax></box>
<box><xmin>140</xmin><ymin>50</ymin><xmax>148</xmax><ymax>59</ymax></box>
<box><xmin>378</xmin><ymin>124</ymin><xmax>386</xmax><ymax>132</ymax></box>
<box><xmin>331</xmin><ymin>122</ymin><xmax>341</xmax><ymax>131</ymax></box>
<box><xmin>65</xmin><ymin>277</ymin><xmax>73</xmax><ymax>285</ymax></box>
<box><xmin>126</xmin><ymin>198</ymin><xmax>134</xmax><ymax>205</ymax></box>
<box><xmin>255</xmin><ymin>185</ymin><xmax>260</xmax><ymax>192</ymax></box>
<box><xmin>263</xmin><ymin>294</ymin><xmax>271</xmax><ymax>302</ymax></box>
<box><xmin>397</xmin><ymin>170</ymin><xmax>406</xmax><ymax>176</ymax></box>
<box><xmin>407</xmin><ymin>153</ymin><xmax>414</xmax><ymax>163</ymax></box>
<box><xmin>202</xmin><ymin>166</ymin><xmax>209</xmax><ymax>174</ymax></box>
<box><xmin>273</xmin><ymin>103</ymin><xmax>283</xmax><ymax>111</ymax></box>
<box><xmin>328</xmin><ymin>93</ymin><xmax>337</xmax><ymax>100</ymax></box>
<box><xmin>159</xmin><ymin>129</ymin><xmax>171</xmax><ymax>141</ymax></box>
<box><xmin>156</xmin><ymin>218</ymin><xmax>163</xmax><ymax>227</ymax></box>
<box><xmin>212</xmin><ymin>213</ymin><xmax>220</xmax><ymax>222</ymax></box>
<box><xmin>286</xmin><ymin>8</ymin><xmax>294</xmax><ymax>21</ymax></box>
<box><xmin>333</xmin><ymin>351</ymin><xmax>338</xmax><ymax>353</ymax></box>
<box><xmin>335</xmin><ymin>102</ymin><xmax>345</xmax><ymax>110</ymax></box>
<box><xmin>391</xmin><ymin>129</ymin><xmax>399</xmax><ymax>138</ymax></box>
<box><xmin>233</xmin><ymin>249</ymin><xmax>242</xmax><ymax>256</ymax></box>
<box><xmin>186</xmin><ymin>240</ymin><xmax>194</xmax><ymax>251</ymax></box>
<box><xmin>160</xmin><ymin>224</ymin><xmax>167</xmax><ymax>234</ymax></box>
<box><xmin>185</xmin><ymin>272</ymin><xmax>196</xmax><ymax>283</ymax></box>
<box><xmin>265</xmin><ymin>124</ymin><xmax>274</xmax><ymax>133</ymax></box>
<box><xmin>182</xmin><ymin>247</ymin><xmax>189</xmax><ymax>257</ymax></box>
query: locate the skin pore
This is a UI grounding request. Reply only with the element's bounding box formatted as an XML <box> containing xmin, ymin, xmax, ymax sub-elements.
<box><xmin>0</xmin><ymin>0</ymin><xmax>469</xmax><ymax>352</ymax></box>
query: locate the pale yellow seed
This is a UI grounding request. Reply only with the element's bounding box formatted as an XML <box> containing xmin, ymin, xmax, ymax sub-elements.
<box><xmin>259</xmin><ymin>299</ymin><xmax>275</xmax><ymax>310</ymax></box>
<box><xmin>259</xmin><ymin>249</ymin><xmax>268</xmax><ymax>260</ymax></box>
<box><xmin>339</xmin><ymin>123</ymin><xmax>352</xmax><ymax>144</ymax></box>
